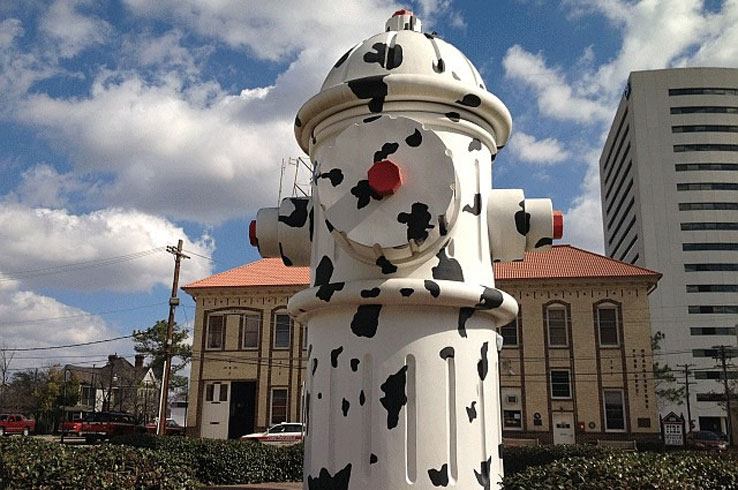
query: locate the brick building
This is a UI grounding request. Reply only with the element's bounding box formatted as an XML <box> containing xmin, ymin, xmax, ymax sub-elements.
<box><xmin>183</xmin><ymin>245</ymin><xmax>661</xmax><ymax>443</ymax></box>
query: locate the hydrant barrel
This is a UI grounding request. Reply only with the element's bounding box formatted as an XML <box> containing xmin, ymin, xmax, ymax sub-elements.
<box><xmin>251</xmin><ymin>10</ymin><xmax>559</xmax><ymax>490</ymax></box>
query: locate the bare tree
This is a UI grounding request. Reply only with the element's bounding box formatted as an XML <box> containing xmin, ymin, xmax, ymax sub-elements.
<box><xmin>0</xmin><ymin>344</ymin><xmax>15</xmax><ymax>408</ymax></box>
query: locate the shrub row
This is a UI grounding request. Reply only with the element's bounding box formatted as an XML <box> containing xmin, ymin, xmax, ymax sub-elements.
<box><xmin>109</xmin><ymin>433</ymin><xmax>303</xmax><ymax>485</ymax></box>
<box><xmin>502</xmin><ymin>450</ymin><xmax>738</xmax><ymax>490</ymax></box>
<box><xmin>0</xmin><ymin>437</ymin><xmax>198</xmax><ymax>490</ymax></box>
<box><xmin>502</xmin><ymin>444</ymin><xmax>608</xmax><ymax>474</ymax></box>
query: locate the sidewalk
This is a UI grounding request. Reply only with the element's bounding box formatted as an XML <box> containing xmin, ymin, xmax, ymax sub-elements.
<box><xmin>203</xmin><ymin>483</ymin><xmax>301</xmax><ymax>490</ymax></box>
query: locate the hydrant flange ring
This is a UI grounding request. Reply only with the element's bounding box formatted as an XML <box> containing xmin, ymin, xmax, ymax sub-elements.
<box><xmin>287</xmin><ymin>278</ymin><xmax>518</xmax><ymax>325</ymax></box>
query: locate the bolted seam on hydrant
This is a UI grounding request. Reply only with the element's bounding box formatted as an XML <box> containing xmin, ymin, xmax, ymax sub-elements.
<box><xmin>251</xmin><ymin>10</ymin><xmax>561</xmax><ymax>490</ymax></box>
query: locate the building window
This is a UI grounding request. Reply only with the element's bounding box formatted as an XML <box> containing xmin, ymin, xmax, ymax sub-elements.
<box><xmin>503</xmin><ymin>410</ymin><xmax>522</xmax><ymax>429</ymax></box>
<box><xmin>550</xmin><ymin>370</ymin><xmax>572</xmax><ymax>399</ymax></box>
<box><xmin>273</xmin><ymin>313</ymin><xmax>291</xmax><ymax>349</ymax></box>
<box><xmin>675</xmin><ymin>163</ymin><xmax>738</xmax><ymax>171</ymax></box>
<box><xmin>499</xmin><ymin>319</ymin><xmax>518</xmax><ymax>347</ymax></box>
<box><xmin>691</xmin><ymin>327</ymin><xmax>737</xmax><ymax>336</ymax></box>
<box><xmin>694</xmin><ymin>371</ymin><xmax>738</xmax><ymax>380</ymax></box>
<box><xmin>683</xmin><ymin>243</ymin><xmax>738</xmax><ymax>252</ymax></box>
<box><xmin>679</xmin><ymin>202</ymin><xmax>738</xmax><ymax>211</ymax></box>
<box><xmin>603</xmin><ymin>390</ymin><xmax>625</xmax><ymax>431</ymax></box>
<box><xmin>688</xmin><ymin>305</ymin><xmax>738</xmax><ymax>314</ymax></box>
<box><xmin>687</xmin><ymin>284</ymin><xmax>738</xmax><ymax>293</ymax></box>
<box><xmin>672</xmin><ymin>124</ymin><xmax>738</xmax><ymax>133</ymax></box>
<box><xmin>270</xmin><ymin>388</ymin><xmax>288</xmax><ymax>425</ymax></box>
<box><xmin>205</xmin><ymin>382</ymin><xmax>228</xmax><ymax>403</ymax></box>
<box><xmin>674</xmin><ymin>144</ymin><xmax>738</xmax><ymax>152</ymax></box>
<box><xmin>668</xmin><ymin>87</ymin><xmax>738</xmax><ymax>96</ymax></box>
<box><xmin>302</xmin><ymin>324</ymin><xmax>308</xmax><ymax>350</ymax></box>
<box><xmin>671</xmin><ymin>106</ymin><xmax>738</xmax><ymax>114</ymax></box>
<box><xmin>242</xmin><ymin>313</ymin><xmax>261</xmax><ymax>349</ymax></box>
<box><xmin>677</xmin><ymin>182</ymin><xmax>738</xmax><ymax>191</ymax></box>
<box><xmin>597</xmin><ymin>305</ymin><xmax>619</xmax><ymax>346</ymax></box>
<box><xmin>546</xmin><ymin>306</ymin><xmax>568</xmax><ymax>347</ymax></box>
<box><xmin>681</xmin><ymin>222</ymin><xmax>738</xmax><ymax>231</ymax></box>
<box><xmin>684</xmin><ymin>264</ymin><xmax>738</xmax><ymax>272</ymax></box>
<box><xmin>206</xmin><ymin>316</ymin><xmax>225</xmax><ymax>350</ymax></box>
<box><xmin>692</xmin><ymin>348</ymin><xmax>719</xmax><ymax>358</ymax></box>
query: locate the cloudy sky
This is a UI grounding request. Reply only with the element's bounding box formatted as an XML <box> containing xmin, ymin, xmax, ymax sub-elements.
<box><xmin>1</xmin><ymin>0</ymin><xmax>737</xmax><ymax>371</ymax></box>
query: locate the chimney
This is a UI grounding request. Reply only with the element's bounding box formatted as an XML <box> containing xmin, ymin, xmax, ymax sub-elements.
<box><xmin>108</xmin><ymin>354</ymin><xmax>118</xmax><ymax>364</ymax></box>
<box><xmin>135</xmin><ymin>354</ymin><xmax>145</xmax><ymax>368</ymax></box>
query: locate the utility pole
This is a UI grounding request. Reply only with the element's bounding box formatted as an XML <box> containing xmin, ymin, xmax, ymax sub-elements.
<box><xmin>676</xmin><ymin>363</ymin><xmax>696</xmax><ymax>432</ymax></box>
<box><xmin>157</xmin><ymin>239</ymin><xmax>190</xmax><ymax>436</ymax></box>
<box><xmin>716</xmin><ymin>345</ymin><xmax>736</xmax><ymax>446</ymax></box>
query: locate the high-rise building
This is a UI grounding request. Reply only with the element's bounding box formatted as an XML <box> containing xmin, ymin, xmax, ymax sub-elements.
<box><xmin>599</xmin><ymin>67</ymin><xmax>738</xmax><ymax>435</ymax></box>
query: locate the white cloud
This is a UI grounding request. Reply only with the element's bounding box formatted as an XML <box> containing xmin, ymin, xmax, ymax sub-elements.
<box><xmin>12</xmin><ymin>164</ymin><xmax>90</xmax><ymax>208</ymax></box>
<box><xmin>503</xmin><ymin>45</ymin><xmax>612</xmax><ymax>123</ymax></box>
<box><xmin>561</xmin><ymin>150</ymin><xmax>605</xmax><ymax>254</ymax></box>
<box><xmin>38</xmin><ymin>0</ymin><xmax>110</xmax><ymax>58</ymax></box>
<box><xmin>0</xmin><ymin>203</ymin><xmax>214</xmax><ymax>292</ymax></box>
<box><xmin>122</xmin><ymin>0</ymin><xmax>400</xmax><ymax>62</ymax></box>
<box><xmin>0</xmin><ymin>289</ymin><xmax>133</xmax><ymax>372</ymax></box>
<box><xmin>508</xmin><ymin>131</ymin><xmax>572</xmax><ymax>164</ymax></box>
<box><xmin>0</xmin><ymin>18</ymin><xmax>23</xmax><ymax>47</ymax></box>
<box><xmin>17</xmin><ymin>73</ymin><xmax>298</xmax><ymax>223</ymax></box>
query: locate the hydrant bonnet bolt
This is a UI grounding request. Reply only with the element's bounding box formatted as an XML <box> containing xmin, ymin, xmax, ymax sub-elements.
<box><xmin>368</xmin><ymin>159</ymin><xmax>403</xmax><ymax>196</ymax></box>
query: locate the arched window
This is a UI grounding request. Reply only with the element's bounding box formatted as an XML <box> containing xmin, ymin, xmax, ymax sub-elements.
<box><xmin>596</xmin><ymin>302</ymin><xmax>620</xmax><ymax>347</ymax></box>
<box><xmin>545</xmin><ymin>304</ymin><xmax>568</xmax><ymax>347</ymax></box>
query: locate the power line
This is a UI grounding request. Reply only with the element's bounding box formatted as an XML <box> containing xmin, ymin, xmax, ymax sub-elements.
<box><xmin>0</xmin><ymin>302</ymin><xmax>168</xmax><ymax>327</ymax></box>
<box><xmin>2</xmin><ymin>335</ymin><xmax>134</xmax><ymax>352</ymax></box>
<box><xmin>0</xmin><ymin>248</ymin><xmax>166</xmax><ymax>282</ymax></box>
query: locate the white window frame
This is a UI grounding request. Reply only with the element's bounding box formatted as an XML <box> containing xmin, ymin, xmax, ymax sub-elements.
<box><xmin>270</xmin><ymin>387</ymin><xmax>289</xmax><ymax>425</ymax></box>
<box><xmin>597</xmin><ymin>305</ymin><xmax>620</xmax><ymax>347</ymax></box>
<box><xmin>550</xmin><ymin>369</ymin><xmax>572</xmax><ymax>400</ymax></box>
<box><xmin>546</xmin><ymin>306</ymin><xmax>568</xmax><ymax>347</ymax></box>
<box><xmin>273</xmin><ymin>313</ymin><xmax>291</xmax><ymax>350</ymax></box>
<box><xmin>241</xmin><ymin>313</ymin><xmax>261</xmax><ymax>350</ymax></box>
<box><xmin>603</xmin><ymin>389</ymin><xmax>626</xmax><ymax>432</ymax></box>
<box><xmin>503</xmin><ymin>410</ymin><xmax>523</xmax><ymax>429</ymax></box>
<box><xmin>206</xmin><ymin>315</ymin><xmax>225</xmax><ymax>350</ymax></box>
<box><xmin>205</xmin><ymin>382</ymin><xmax>228</xmax><ymax>404</ymax></box>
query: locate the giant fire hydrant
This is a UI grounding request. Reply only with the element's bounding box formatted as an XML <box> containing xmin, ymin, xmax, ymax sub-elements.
<box><xmin>250</xmin><ymin>10</ymin><xmax>562</xmax><ymax>490</ymax></box>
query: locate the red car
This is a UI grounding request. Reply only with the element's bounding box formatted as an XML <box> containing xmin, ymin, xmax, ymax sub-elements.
<box><xmin>79</xmin><ymin>412</ymin><xmax>138</xmax><ymax>443</ymax></box>
<box><xmin>0</xmin><ymin>414</ymin><xmax>35</xmax><ymax>436</ymax></box>
<box><xmin>141</xmin><ymin>419</ymin><xmax>185</xmax><ymax>436</ymax></box>
<box><xmin>60</xmin><ymin>419</ymin><xmax>85</xmax><ymax>437</ymax></box>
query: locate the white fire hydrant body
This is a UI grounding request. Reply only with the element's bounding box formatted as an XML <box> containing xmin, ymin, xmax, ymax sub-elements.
<box><xmin>251</xmin><ymin>11</ymin><xmax>561</xmax><ymax>490</ymax></box>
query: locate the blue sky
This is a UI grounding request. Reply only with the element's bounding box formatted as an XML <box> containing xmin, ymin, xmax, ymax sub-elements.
<box><xmin>1</xmin><ymin>0</ymin><xmax>737</xmax><ymax>370</ymax></box>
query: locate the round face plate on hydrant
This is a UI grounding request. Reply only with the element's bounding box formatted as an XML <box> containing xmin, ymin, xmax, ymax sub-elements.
<box><xmin>316</xmin><ymin>116</ymin><xmax>457</xmax><ymax>260</ymax></box>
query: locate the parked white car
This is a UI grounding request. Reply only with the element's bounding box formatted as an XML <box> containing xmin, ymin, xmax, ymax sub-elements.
<box><xmin>240</xmin><ymin>422</ymin><xmax>303</xmax><ymax>445</ymax></box>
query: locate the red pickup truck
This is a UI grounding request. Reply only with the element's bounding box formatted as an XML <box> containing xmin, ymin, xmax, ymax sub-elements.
<box><xmin>79</xmin><ymin>412</ymin><xmax>138</xmax><ymax>443</ymax></box>
<box><xmin>0</xmin><ymin>414</ymin><xmax>35</xmax><ymax>436</ymax></box>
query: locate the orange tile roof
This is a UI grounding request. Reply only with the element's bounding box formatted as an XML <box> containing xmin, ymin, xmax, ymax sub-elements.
<box><xmin>182</xmin><ymin>245</ymin><xmax>660</xmax><ymax>290</ymax></box>
<box><xmin>494</xmin><ymin>245</ymin><xmax>660</xmax><ymax>281</ymax></box>
<box><xmin>182</xmin><ymin>258</ymin><xmax>309</xmax><ymax>290</ymax></box>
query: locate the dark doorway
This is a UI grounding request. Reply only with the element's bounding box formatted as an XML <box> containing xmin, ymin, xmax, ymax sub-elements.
<box><xmin>228</xmin><ymin>381</ymin><xmax>256</xmax><ymax>439</ymax></box>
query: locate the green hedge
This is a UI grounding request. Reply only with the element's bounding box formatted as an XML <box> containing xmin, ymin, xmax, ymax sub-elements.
<box><xmin>502</xmin><ymin>444</ymin><xmax>608</xmax><ymax>474</ymax></box>
<box><xmin>0</xmin><ymin>437</ymin><xmax>198</xmax><ymax>490</ymax></box>
<box><xmin>502</xmin><ymin>451</ymin><xmax>738</xmax><ymax>489</ymax></box>
<box><xmin>109</xmin><ymin>434</ymin><xmax>303</xmax><ymax>485</ymax></box>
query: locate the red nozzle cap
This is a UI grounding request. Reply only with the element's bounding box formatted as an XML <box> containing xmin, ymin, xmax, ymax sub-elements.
<box><xmin>553</xmin><ymin>211</ymin><xmax>564</xmax><ymax>240</ymax></box>
<box><xmin>393</xmin><ymin>9</ymin><xmax>414</xmax><ymax>16</ymax></box>
<box><xmin>249</xmin><ymin>219</ymin><xmax>258</xmax><ymax>247</ymax></box>
<box><xmin>368</xmin><ymin>159</ymin><xmax>403</xmax><ymax>196</ymax></box>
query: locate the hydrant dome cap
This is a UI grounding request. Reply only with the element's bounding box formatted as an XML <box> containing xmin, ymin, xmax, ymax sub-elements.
<box><xmin>294</xmin><ymin>15</ymin><xmax>512</xmax><ymax>153</ymax></box>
